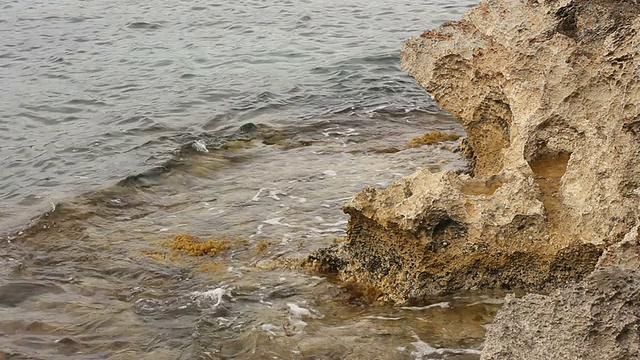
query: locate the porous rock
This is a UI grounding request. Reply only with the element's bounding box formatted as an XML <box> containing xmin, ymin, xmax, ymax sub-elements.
<box><xmin>481</xmin><ymin>268</ymin><xmax>640</xmax><ymax>360</ymax></box>
<box><xmin>481</xmin><ymin>228</ymin><xmax>640</xmax><ymax>360</ymax></box>
<box><xmin>309</xmin><ymin>0</ymin><xmax>640</xmax><ymax>303</ymax></box>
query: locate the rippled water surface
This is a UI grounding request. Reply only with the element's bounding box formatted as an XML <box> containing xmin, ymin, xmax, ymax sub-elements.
<box><xmin>0</xmin><ymin>0</ymin><xmax>503</xmax><ymax>359</ymax></box>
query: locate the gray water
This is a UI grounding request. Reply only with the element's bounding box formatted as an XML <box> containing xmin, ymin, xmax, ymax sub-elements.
<box><xmin>0</xmin><ymin>0</ymin><xmax>477</xmax><ymax>227</ymax></box>
<box><xmin>0</xmin><ymin>1</ymin><xmax>502</xmax><ymax>359</ymax></box>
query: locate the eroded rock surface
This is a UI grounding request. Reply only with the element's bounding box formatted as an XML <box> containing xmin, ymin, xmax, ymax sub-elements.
<box><xmin>481</xmin><ymin>267</ymin><xmax>640</xmax><ymax>360</ymax></box>
<box><xmin>481</xmin><ymin>229</ymin><xmax>640</xmax><ymax>360</ymax></box>
<box><xmin>310</xmin><ymin>0</ymin><xmax>640</xmax><ymax>302</ymax></box>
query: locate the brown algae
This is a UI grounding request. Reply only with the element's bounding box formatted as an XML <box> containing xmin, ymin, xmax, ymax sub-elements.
<box><xmin>256</xmin><ymin>239</ymin><xmax>270</xmax><ymax>253</ymax></box>
<box><xmin>199</xmin><ymin>262</ymin><xmax>224</xmax><ymax>273</ymax></box>
<box><xmin>163</xmin><ymin>234</ymin><xmax>230</xmax><ymax>257</ymax></box>
<box><xmin>409</xmin><ymin>132</ymin><xmax>460</xmax><ymax>147</ymax></box>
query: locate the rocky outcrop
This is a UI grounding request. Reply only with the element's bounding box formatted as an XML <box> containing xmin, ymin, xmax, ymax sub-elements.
<box><xmin>481</xmin><ymin>268</ymin><xmax>640</xmax><ymax>360</ymax></box>
<box><xmin>309</xmin><ymin>0</ymin><xmax>640</xmax><ymax>303</ymax></box>
<box><xmin>481</xmin><ymin>228</ymin><xmax>640</xmax><ymax>360</ymax></box>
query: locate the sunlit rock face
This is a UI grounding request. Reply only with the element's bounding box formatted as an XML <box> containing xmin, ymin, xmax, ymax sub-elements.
<box><xmin>310</xmin><ymin>0</ymin><xmax>640</xmax><ymax>303</ymax></box>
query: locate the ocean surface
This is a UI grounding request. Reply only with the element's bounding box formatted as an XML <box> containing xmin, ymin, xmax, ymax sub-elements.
<box><xmin>0</xmin><ymin>1</ymin><xmax>505</xmax><ymax>359</ymax></box>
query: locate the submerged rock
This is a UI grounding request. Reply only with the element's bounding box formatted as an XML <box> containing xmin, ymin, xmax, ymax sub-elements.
<box><xmin>310</xmin><ymin>0</ymin><xmax>640</xmax><ymax>303</ymax></box>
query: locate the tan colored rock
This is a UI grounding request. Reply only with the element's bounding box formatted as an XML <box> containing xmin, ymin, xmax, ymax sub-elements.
<box><xmin>596</xmin><ymin>223</ymin><xmax>640</xmax><ymax>271</ymax></box>
<box><xmin>480</xmin><ymin>267</ymin><xmax>640</xmax><ymax>360</ymax></box>
<box><xmin>309</xmin><ymin>0</ymin><xmax>640</xmax><ymax>302</ymax></box>
<box><xmin>481</xmin><ymin>228</ymin><xmax>640</xmax><ymax>360</ymax></box>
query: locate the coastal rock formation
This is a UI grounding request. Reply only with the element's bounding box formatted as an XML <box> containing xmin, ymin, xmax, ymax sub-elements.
<box><xmin>309</xmin><ymin>0</ymin><xmax>640</xmax><ymax>302</ymax></box>
<box><xmin>481</xmin><ymin>268</ymin><xmax>640</xmax><ymax>359</ymax></box>
<box><xmin>481</xmin><ymin>229</ymin><xmax>640</xmax><ymax>360</ymax></box>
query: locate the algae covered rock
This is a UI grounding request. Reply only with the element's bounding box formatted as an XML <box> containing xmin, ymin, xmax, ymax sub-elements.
<box><xmin>310</xmin><ymin>0</ymin><xmax>640</xmax><ymax>302</ymax></box>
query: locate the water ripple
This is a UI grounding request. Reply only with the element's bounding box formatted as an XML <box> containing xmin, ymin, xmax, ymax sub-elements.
<box><xmin>0</xmin><ymin>0</ymin><xmax>479</xmax><ymax>253</ymax></box>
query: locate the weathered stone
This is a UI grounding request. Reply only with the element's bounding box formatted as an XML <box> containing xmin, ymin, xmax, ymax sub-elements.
<box><xmin>481</xmin><ymin>227</ymin><xmax>640</xmax><ymax>359</ymax></box>
<box><xmin>596</xmin><ymin>224</ymin><xmax>640</xmax><ymax>271</ymax></box>
<box><xmin>310</xmin><ymin>0</ymin><xmax>640</xmax><ymax>303</ymax></box>
<box><xmin>481</xmin><ymin>267</ymin><xmax>640</xmax><ymax>360</ymax></box>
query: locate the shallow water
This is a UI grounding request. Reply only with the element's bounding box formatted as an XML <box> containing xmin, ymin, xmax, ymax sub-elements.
<box><xmin>2</xmin><ymin>121</ymin><xmax>502</xmax><ymax>359</ymax></box>
<box><xmin>0</xmin><ymin>0</ymin><xmax>503</xmax><ymax>359</ymax></box>
<box><xmin>1</xmin><ymin>0</ymin><xmax>477</xmax><ymax>229</ymax></box>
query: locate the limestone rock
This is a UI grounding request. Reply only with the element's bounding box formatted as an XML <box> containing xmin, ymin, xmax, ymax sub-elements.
<box><xmin>310</xmin><ymin>0</ymin><xmax>640</xmax><ymax>302</ymax></box>
<box><xmin>480</xmin><ymin>266</ymin><xmax>640</xmax><ymax>360</ymax></box>
<box><xmin>596</xmin><ymin>224</ymin><xmax>640</xmax><ymax>271</ymax></box>
<box><xmin>480</xmin><ymin>227</ymin><xmax>640</xmax><ymax>359</ymax></box>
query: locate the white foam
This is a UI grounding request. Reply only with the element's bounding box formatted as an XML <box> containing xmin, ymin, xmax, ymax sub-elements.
<box><xmin>216</xmin><ymin>317</ymin><xmax>234</xmax><ymax>326</ymax></box>
<box><xmin>263</xmin><ymin>217</ymin><xmax>293</xmax><ymax>227</ymax></box>
<box><xmin>193</xmin><ymin>140</ymin><xmax>209</xmax><ymax>153</ymax></box>
<box><xmin>250</xmin><ymin>224</ymin><xmax>264</xmax><ymax>239</ymax></box>
<box><xmin>268</xmin><ymin>189</ymin><xmax>288</xmax><ymax>201</ymax></box>
<box><xmin>252</xmin><ymin>188</ymin><xmax>267</xmax><ymax>201</ymax></box>
<box><xmin>289</xmin><ymin>196</ymin><xmax>307</xmax><ymax>203</ymax></box>
<box><xmin>288</xmin><ymin>317</ymin><xmax>308</xmax><ymax>330</ymax></box>
<box><xmin>268</xmin><ymin>190</ymin><xmax>282</xmax><ymax>200</ymax></box>
<box><xmin>261</xmin><ymin>323</ymin><xmax>280</xmax><ymax>336</ymax></box>
<box><xmin>321</xmin><ymin>126</ymin><xmax>340</xmax><ymax>137</ymax></box>
<box><xmin>280</xmin><ymin>233</ymin><xmax>295</xmax><ymax>245</ymax></box>
<box><xmin>321</xmin><ymin>220</ymin><xmax>348</xmax><ymax>227</ymax></box>
<box><xmin>207</xmin><ymin>208</ymin><xmax>225</xmax><ymax>216</ymax></box>
<box><xmin>190</xmin><ymin>288</ymin><xmax>228</xmax><ymax>307</ymax></box>
<box><xmin>310</xmin><ymin>227</ymin><xmax>346</xmax><ymax>234</ymax></box>
<box><xmin>409</xmin><ymin>335</ymin><xmax>482</xmax><ymax>359</ymax></box>
<box><xmin>400</xmin><ymin>302</ymin><xmax>450</xmax><ymax>311</ymax></box>
<box><xmin>363</xmin><ymin>316</ymin><xmax>404</xmax><ymax>321</ymax></box>
<box><xmin>287</xmin><ymin>303</ymin><xmax>313</xmax><ymax>318</ymax></box>
<box><xmin>410</xmin><ymin>338</ymin><xmax>441</xmax><ymax>358</ymax></box>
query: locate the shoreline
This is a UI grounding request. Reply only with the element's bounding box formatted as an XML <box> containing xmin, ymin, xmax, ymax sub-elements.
<box><xmin>311</xmin><ymin>0</ymin><xmax>640</xmax><ymax>358</ymax></box>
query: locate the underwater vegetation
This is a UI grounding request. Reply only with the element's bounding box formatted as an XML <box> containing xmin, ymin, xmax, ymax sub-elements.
<box><xmin>409</xmin><ymin>131</ymin><xmax>460</xmax><ymax>148</ymax></box>
<box><xmin>162</xmin><ymin>234</ymin><xmax>231</xmax><ymax>257</ymax></box>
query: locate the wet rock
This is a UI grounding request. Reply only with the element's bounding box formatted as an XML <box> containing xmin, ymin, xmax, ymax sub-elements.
<box><xmin>266</xmin><ymin>285</ymin><xmax>298</xmax><ymax>299</ymax></box>
<box><xmin>309</xmin><ymin>0</ymin><xmax>640</xmax><ymax>302</ymax></box>
<box><xmin>0</xmin><ymin>282</ymin><xmax>64</xmax><ymax>307</ymax></box>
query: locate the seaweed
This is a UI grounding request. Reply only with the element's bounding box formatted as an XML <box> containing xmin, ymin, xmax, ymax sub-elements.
<box><xmin>409</xmin><ymin>132</ymin><xmax>460</xmax><ymax>148</ymax></box>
